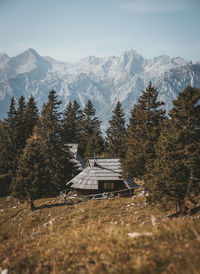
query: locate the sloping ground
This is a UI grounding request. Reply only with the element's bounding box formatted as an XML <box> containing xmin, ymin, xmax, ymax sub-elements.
<box><xmin>0</xmin><ymin>195</ymin><xmax>200</xmax><ymax>273</ymax></box>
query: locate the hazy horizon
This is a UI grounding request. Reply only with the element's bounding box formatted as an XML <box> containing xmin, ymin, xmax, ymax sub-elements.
<box><xmin>0</xmin><ymin>0</ymin><xmax>200</xmax><ymax>62</ymax></box>
<box><xmin>0</xmin><ymin>47</ymin><xmax>198</xmax><ymax>64</ymax></box>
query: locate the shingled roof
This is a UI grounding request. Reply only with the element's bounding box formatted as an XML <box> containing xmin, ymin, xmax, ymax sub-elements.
<box><xmin>66</xmin><ymin>158</ymin><xmax>138</xmax><ymax>190</ymax></box>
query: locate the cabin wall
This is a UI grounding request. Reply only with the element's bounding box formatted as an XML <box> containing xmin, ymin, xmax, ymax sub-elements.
<box><xmin>74</xmin><ymin>189</ymin><xmax>99</xmax><ymax>196</ymax></box>
<box><xmin>98</xmin><ymin>180</ymin><xmax>126</xmax><ymax>193</ymax></box>
<box><xmin>72</xmin><ymin>181</ymin><xmax>129</xmax><ymax>196</ymax></box>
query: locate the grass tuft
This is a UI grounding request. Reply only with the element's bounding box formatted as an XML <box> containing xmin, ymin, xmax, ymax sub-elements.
<box><xmin>0</xmin><ymin>196</ymin><xmax>200</xmax><ymax>273</ymax></box>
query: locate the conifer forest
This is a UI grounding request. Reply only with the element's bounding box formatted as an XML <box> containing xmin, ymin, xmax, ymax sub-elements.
<box><xmin>0</xmin><ymin>84</ymin><xmax>199</xmax><ymax>212</ymax></box>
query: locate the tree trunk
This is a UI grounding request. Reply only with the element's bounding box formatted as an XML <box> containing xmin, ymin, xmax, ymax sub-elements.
<box><xmin>180</xmin><ymin>202</ymin><xmax>188</xmax><ymax>215</ymax></box>
<box><xmin>30</xmin><ymin>200</ymin><xmax>35</xmax><ymax>210</ymax></box>
<box><xmin>180</xmin><ymin>168</ymin><xmax>194</xmax><ymax>215</ymax></box>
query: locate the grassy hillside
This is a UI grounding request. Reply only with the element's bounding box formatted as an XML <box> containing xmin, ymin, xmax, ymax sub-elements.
<box><xmin>0</xmin><ymin>194</ymin><xmax>200</xmax><ymax>274</ymax></box>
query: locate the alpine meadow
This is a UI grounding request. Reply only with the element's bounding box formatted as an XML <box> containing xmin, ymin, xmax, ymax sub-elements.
<box><xmin>1</xmin><ymin>0</ymin><xmax>200</xmax><ymax>273</ymax></box>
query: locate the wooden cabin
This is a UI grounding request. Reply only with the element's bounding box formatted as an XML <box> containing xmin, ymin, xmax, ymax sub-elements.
<box><xmin>66</xmin><ymin>158</ymin><xmax>138</xmax><ymax>196</ymax></box>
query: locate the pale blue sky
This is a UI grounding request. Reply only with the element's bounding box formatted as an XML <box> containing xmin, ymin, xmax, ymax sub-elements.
<box><xmin>0</xmin><ymin>0</ymin><xmax>200</xmax><ymax>62</ymax></box>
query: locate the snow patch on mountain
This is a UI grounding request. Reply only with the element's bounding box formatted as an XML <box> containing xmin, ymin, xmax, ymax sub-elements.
<box><xmin>0</xmin><ymin>53</ymin><xmax>10</xmax><ymax>64</ymax></box>
<box><xmin>0</xmin><ymin>48</ymin><xmax>199</xmax><ymax>133</ymax></box>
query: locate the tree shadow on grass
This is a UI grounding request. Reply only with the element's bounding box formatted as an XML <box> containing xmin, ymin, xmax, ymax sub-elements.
<box><xmin>34</xmin><ymin>200</ymin><xmax>81</xmax><ymax>210</ymax></box>
<box><xmin>190</xmin><ymin>205</ymin><xmax>200</xmax><ymax>215</ymax></box>
<box><xmin>168</xmin><ymin>205</ymin><xmax>200</xmax><ymax>218</ymax></box>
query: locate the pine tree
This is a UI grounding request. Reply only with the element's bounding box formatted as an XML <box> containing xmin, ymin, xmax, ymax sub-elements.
<box><xmin>122</xmin><ymin>83</ymin><xmax>165</xmax><ymax>180</ymax></box>
<box><xmin>105</xmin><ymin>101</ymin><xmax>126</xmax><ymax>158</ymax></box>
<box><xmin>33</xmin><ymin>90</ymin><xmax>76</xmax><ymax>193</ymax></box>
<box><xmin>72</xmin><ymin>100</ymin><xmax>82</xmax><ymax>143</ymax></box>
<box><xmin>12</xmin><ymin>90</ymin><xmax>76</xmax><ymax>205</ymax></box>
<box><xmin>24</xmin><ymin>95</ymin><xmax>39</xmax><ymax>140</ymax></box>
<box><xmin>0</xmin><ymin>95</ymin><xmax>39</xmax><ymax>174</ymax></box>
<box><xmin>82</xmin><ymin>99</ymin><xmax>101</xmax><ymax>135</ymax></box>
<box><xmin>14</xmin><ymin>96</ymin><xmax>27</xmax><ymax>160</ymax></box>
<box><xmin>11</xmin><ymin>136</ymin><xmax>48</xmax><ymax>210</ymax></box>
<box><xmin>0</xmin><ymin>122</ymin><xmax>11</xmax><ymax>173</ymax></box>
<box><xmin>0</xmin><ymin>97</ymin><xmax>17</xmax><ymax>173</ymax></box>
<box><xmin>85</xmin><ymin>133</ymin><xmax>104</xmax><ymax>159</ymax></box>
<box><xmin>62</xmin><ymin>100</ymin><xmax>82</xmax><ymax>144</ymax></box>
<box><xmin>79</xmin><ymin>99</ymin><xmax>101</xmax><ymax>157</ymax></box>
<box><xmin>146</xmin><ymin>86</ymin><xmax>200</xmax><ymax>214</ymax></box>
<box><xmin>4</xmin><ymin>97</ymin><xmax>16</xmax><ymax>134</ymax></box>
<box><xmin>35</xmin><ymin>90</ymin><xmax>62</xmax><ymax>145</ymax></box>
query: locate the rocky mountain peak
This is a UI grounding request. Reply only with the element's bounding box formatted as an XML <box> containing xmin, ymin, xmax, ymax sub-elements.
<box><xmin>81</xmin><ymin>55</ymin><xmax>103</xmax><ymax>66</ymax></box>
<box><xmin>0</xmin><ymin>53</ymin><xmax>10</xmax><ymax>64</ymax></box>
<box><xmin>0</xmin><ymin>48</ymin><xmax>199</xmax><ymax>134</ymax></box>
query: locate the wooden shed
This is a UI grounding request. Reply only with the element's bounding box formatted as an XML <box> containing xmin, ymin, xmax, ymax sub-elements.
<box><xmin>66</xmin><ymin>158</ymin><xmax>138</xmax><ymax>196</ymax></box>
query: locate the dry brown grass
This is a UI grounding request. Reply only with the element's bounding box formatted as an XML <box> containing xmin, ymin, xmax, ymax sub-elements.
<box><xmin>0</xmin><ymin>195</ymin><xmax>200</xmax><ymax>273</ymax></box>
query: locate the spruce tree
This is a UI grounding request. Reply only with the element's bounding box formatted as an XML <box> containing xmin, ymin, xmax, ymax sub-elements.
<box><xmin>72</xmin><ymin>100</ymin><xmax>82</xmax><ymax>143</ymax></box>
<box><xmin>85</xmin><ymin>133</ymin><xmax>104</xmax><ymax>159</ymax></box>
<box><xmin>35</xmin><ymin>90</ymin><xmax>62</xmax><ymax>146</ymax></box>
<box><xmin>79</xmin><ymin>99</ymin><xmax>101</xmax><ymax>157</ymax></box>
<box><xmin>122</xmin><ymin>83</ymin><xmax>165</xmax><ymax>180</ymax></box>
<box><xmin>0</xmin><ymin>97</ymin><xmax>17</xmax><ymax>173</ymax></box>
<box><xmin>105</xmin><ymin>101</ymin><xmax>126</xmax><ymax>158</ymax></box>
<box><xmin>62</xmin><ymin>100</ymin><xmax>82</xmax><ymax>144</ymax></box>
<box><xmin>24</xmin><ymin>95</ymin><xmax>39</xmax><ymax>140</ymax></box>
<box><xmin>82</xmin><ymin>99</ymin><xmax>101</xmax><ymax>135</ymax></box>
<box><xmin>12</xmin><ymin>90</ymin><xmax>76</xmax><ymax>205</ymax></box>
<box><xmin>0</xmin><ymin>95</ymin><xmax>39</xmax><ymax>174</ymax></box>
<box><xmin>146</xmin><ymin>86</ymin><xmax>200</xmax><ymax>214</ymax></box>
<box><xmin>11</xmin><ymin>136</ymin><xmax>48</xmax><ymax>210</ymax></box>
<box><xmin>14</xmin><ymin>96</ymin><xmax>27</xmax><ymax>160</ymax></box>
<box><xmin>4</xmin><ymin>97</ymin><xmax>16</xmax><ymax>134</ymax></box>
<box><xmin>0</xmin><ymin>121</ymin><xmax>13</xmax><ymax>174</ymax></box>
<box><xmin>33</xmin><ymin>90</ymin><xmax>76</xmax><ymax>193</ymax></box>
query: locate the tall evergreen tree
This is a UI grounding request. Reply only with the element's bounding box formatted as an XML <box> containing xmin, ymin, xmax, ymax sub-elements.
<box><xmin>4</xmin><ymin>97</ymin><xmax>16</xmax><ymax>134</ymax></box>
<box><xmin>35</xmin><ymin>90</ymin><xmax>62</xmax><ymax>144</ymax></box>
<box><xmin>12</xmin><ymin>90</ymin><xmax>76</xmax><ymax>206</ymax></box>
<box><xmin>62</xmin><ymin>100</ymin><xmax>82</xmax><ymax>144</ymax></box>
<box><xmin>122</xmin><ymin>83</ymin><xmax>165</xmax><ymax>180</ymax></box>
<box><xmin>0</xmin><ymin>97</ymin><xmax>17</xmax><ymax>173</ymax></box>
<box><xmin>62</xmin><ymin>101</ymin><xmax>74</xmax><ymax>143</ymax></box>
<box><xmin>33</xmin><ymin>90</ymin><xmax>76</xmax><ymax>192</ymax></box>
<box><xmin>85</xmin><ymin>133</ymin><xmax>104</xmax><ymax>159</ymax></box>
<box><xmin>146</xmin><ymin>86</ymin><xmax>200</xmax><ymax>214</ymax></box>
<box><xmin>72</xmin><ymin>100</ymin><xmax>82</xmax><ymax>143</ymax></box>
<box><xmin>79</xmin><ymin>99</ymin><xmax>101</xmax><ymax>158</ymax></box>
<box><xmin>14</xmin><ymin>96</ymin><xmax>27</xmax><ymax>159</ymax></box>
<box><xmin>24</xmin><ymin>95</ymin><xmax>39</xmax><ymax>140</ymax></box>
<box><xmin>11</xmin><ymin>136</ymin><xmax>48</xmax><ymax>210</ymax></box>
<box><xmin>0</xmin><ymin>95</ymin><xmax>39</xmax><ymax>174</ymax></box>
<box><xmin>105</xmin><ymin>101</ymin><xmax>126</xmax><ymax>158</ymax></box>
<box><xmin>82</xmin><ymin>99</ymin><xmax>101</xmax><ymax>135</ymax></box>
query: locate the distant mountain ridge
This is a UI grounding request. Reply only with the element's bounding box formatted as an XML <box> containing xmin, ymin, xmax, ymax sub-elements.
<box><xmin>0</xmin><ymin>48</ymin><xmax>200</xmax><ymax>132</ymax></box>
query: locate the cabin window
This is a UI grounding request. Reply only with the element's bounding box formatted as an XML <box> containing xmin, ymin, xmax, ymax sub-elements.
<box><xmin>104</xmin><ymin>182</ymin><xmax>115</xmax><ymax>189</ymax></box>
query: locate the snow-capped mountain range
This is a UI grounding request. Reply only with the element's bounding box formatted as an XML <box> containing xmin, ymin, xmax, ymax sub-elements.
<box><xmin>0</xmin><ymin>48</ymin><xmax>200</xmax><ymax>132</ymax></box>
